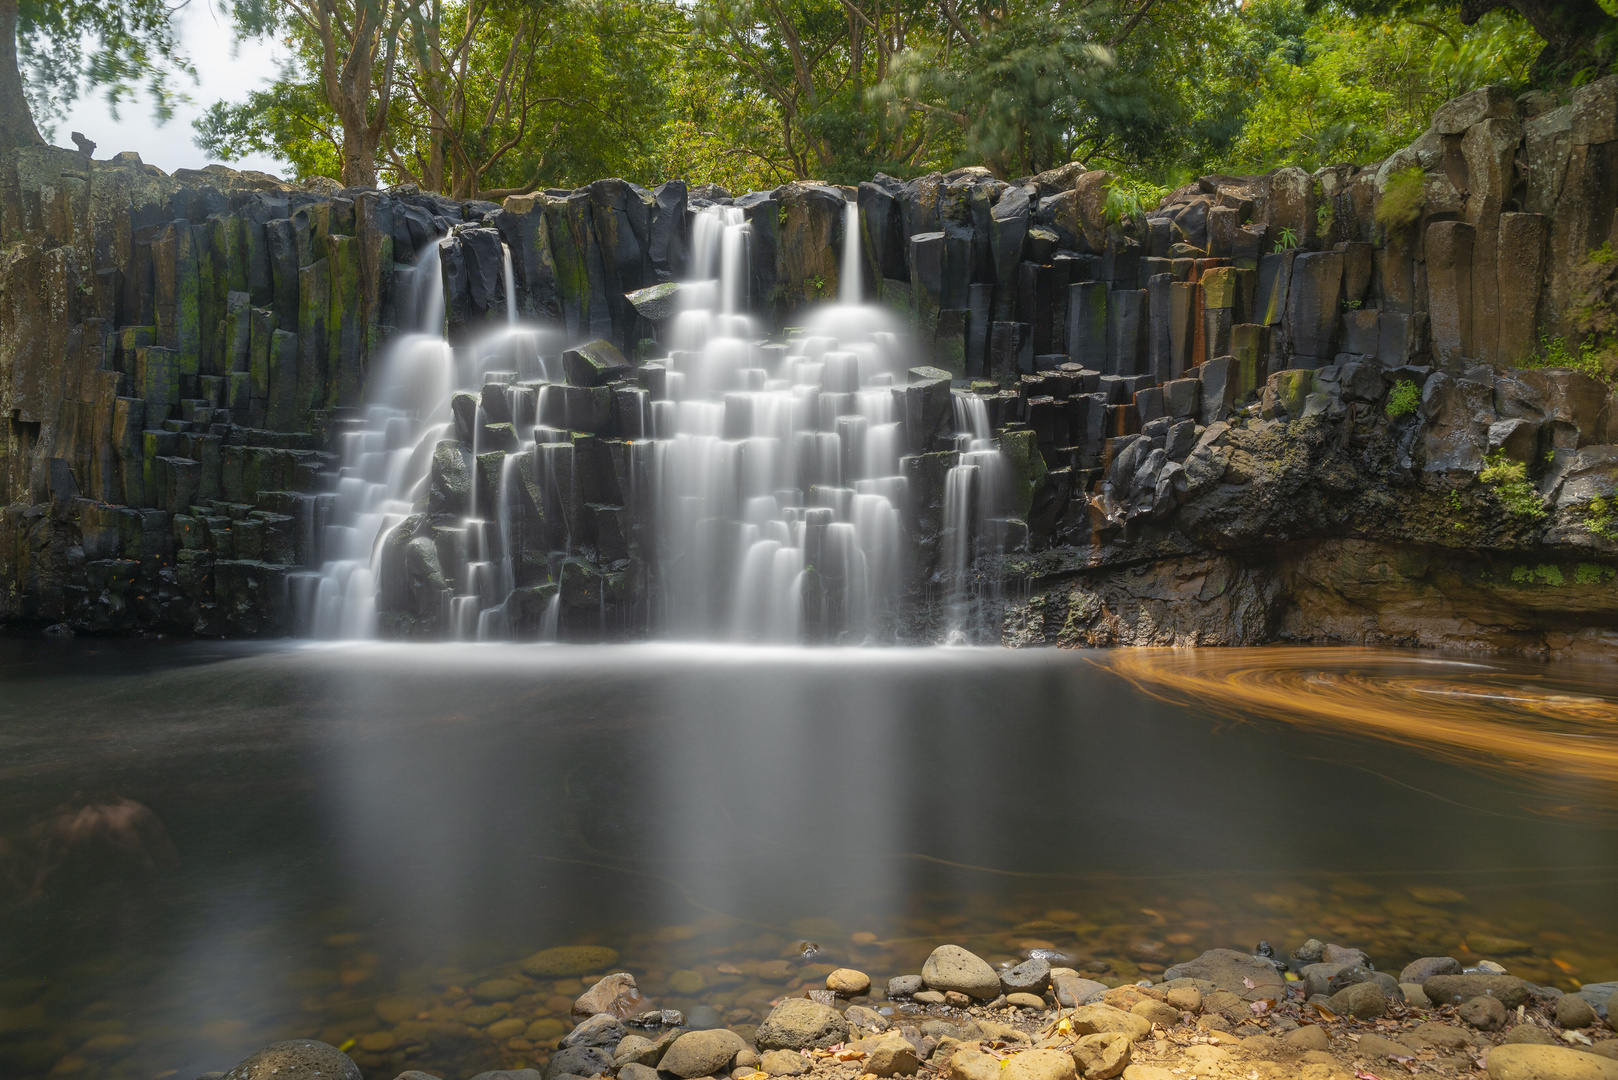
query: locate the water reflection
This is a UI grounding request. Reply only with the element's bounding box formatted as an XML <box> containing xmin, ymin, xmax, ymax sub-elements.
<box><xmin>0</xmin><ymin>642</ymin><xmax>1614</xmax><ymax>1079</ymax></box>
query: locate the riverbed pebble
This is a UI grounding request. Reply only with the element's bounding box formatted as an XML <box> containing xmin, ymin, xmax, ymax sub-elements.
<box><xmin>755</xmin><ymin>998</ymin><xmax>849</xmax><ymax>1051</ymax></box>
<box><xmin>521</xmin><ymin>946</ymin><xmax>620</xmax><ymax>977</ymax></box>
<box><xmin>1487</xmin><ymin>1044</ymin><xmax>1618</xmax><ymax>1080</ymax></box>
<box><xmin>221</xmin><ymin>1040</ymin><xmax>361</xmax><ymax>1080</ymax></box>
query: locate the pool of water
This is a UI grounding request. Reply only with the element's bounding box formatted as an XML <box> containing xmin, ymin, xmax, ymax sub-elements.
<box><xmin>1</xmin><ymin>641</ymin><xmax>1615</xmax><ymax>1080</ymax></box>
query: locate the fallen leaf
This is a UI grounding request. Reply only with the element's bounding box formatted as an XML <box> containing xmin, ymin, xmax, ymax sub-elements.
<box><xmin>1355</xmin><ymin>1072</ymin><xmax>1383</xmax><ymax>1080</ymax></box>
<box><xmin>1243</xmin><ymin>978</ymin><xmax>1257</xmax><ymax>989</ymax></box>
<box><xmin>1562</xmin><ymin>1031</ymin><xmax>1593</xmax><ymax>1046</ymax></box>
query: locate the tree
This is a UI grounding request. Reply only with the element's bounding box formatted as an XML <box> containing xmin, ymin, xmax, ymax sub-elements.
<box><xmin>1325</xmin><ymin>0</ymin><xmax>1615</xmax><ymax>84</ymax></box>
<box><xmin>0</xmin><ymin>0</ymin><xmax>194</xmax><ymax>149</ymax></box>
<box><xmin>201</xmin><ymin>0</ymin><xmax>680</xmax><ymax>192</ymax></box>
<box><xmin>221</xmin><ymin>0</ymin><xmax>415</xmax><ymax>187</ymax></box>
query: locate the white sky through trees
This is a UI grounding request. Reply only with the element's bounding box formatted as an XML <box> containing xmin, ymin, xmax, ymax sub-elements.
<box><xmin>54</xmin><ymin>2</ymin><xmax>287</xmax><ymax>175</ymax></box>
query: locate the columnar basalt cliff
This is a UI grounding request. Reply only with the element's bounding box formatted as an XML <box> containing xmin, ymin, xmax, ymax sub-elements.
<box><xmin>3</xmin><ymin>78</ymin><xmax>1618</xmax><ymax>649</ymax></box>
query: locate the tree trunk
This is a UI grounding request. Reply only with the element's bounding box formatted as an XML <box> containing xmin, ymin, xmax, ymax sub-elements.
<box><xmin>1462</xmin><ymin>0</ymin><xmax>1618</xmax><ymax>82</ymax></box>
<box><xmin>0</xmin><ymin>0</ymin><xmax>44</xmax><ymax>149</ymax></box>
<box><xmin>342</xmin><ymin>120</ymin><xmax>377</xmax><ymax>188</ymax></box>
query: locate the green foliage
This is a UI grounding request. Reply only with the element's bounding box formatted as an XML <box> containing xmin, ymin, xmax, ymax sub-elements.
<box><xmin>1574</xmin><ymin>562</ymin><xmax>1616</xmax><ymax>585</ymax></box>
<box><xmin>1481</xmin><ymin>449</ymin><xmax>1547</xmax><ymax>521</ymax></box>
<box><xmin>1376</xmin><ymin>165</ymin><xmax>1426</xmax><ymax>232</ymax></box>
<box><xmin>1588</xmin><ymin>495</ymin><xmax>1618</xmax><ymax>539</ymax></box>
<box><xmin>1511</xmin><ymin>564</ymin><xmax>1564</xmax><ymax>586</ymax></box>
<box><xmin>1218</xmin><ymin>2</ymin><xmax>1538</xmax><ymax>173</ymax></box>
<box><xmin>1273</xmin><ymin>226</ymin><xmax>1299</xmax><ymax>251</ymax></box>
<box><xmin>14</xmin><ymin>0</ymin><xmax>194</xmax><ymax>141</ymax></box>
<box><xmin>1385</xmin><ymin>378</ymin><xmax>1420</xmax><ymax>418</ymax></box>
<box><xmin>1521</xmin><ymin>333</ymin><xmax>1613</xmax><ymax>388</ymax></box>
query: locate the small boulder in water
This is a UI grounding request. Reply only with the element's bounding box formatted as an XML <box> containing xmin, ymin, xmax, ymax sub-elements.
<box><xmin>222</xmin><ymin>1040</ymin><xmax>361</xmax><ymax>1080</ymax></box>
<box><xmin>573</xmin><ymin>971</ymin><xmax>648</xmax><ymax>1018</ymax></box>
<box><xmin>520</xmin><ymin>944</ymin><xmax>620</xmax><ymax>977</ymax></box>
<box><xmin>921</xmin><ymin>944</ymin><xmax>1001</xmax><ymax>1001</ymax></box>
<box><xmin>563</xmin><ymin>339</ymin><xmax>631</xmax><ymax>387</ymax></box>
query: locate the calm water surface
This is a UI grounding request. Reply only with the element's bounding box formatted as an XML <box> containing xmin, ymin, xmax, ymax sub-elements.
<box><xmin>1</xmin><ymin>642</ymin><xmax>1615</xmax><ymax>1080</ymax></box>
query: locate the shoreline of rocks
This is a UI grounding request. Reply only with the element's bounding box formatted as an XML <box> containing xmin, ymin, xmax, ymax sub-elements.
<box><xmin>210</xmin><ymin>938</ymin><xmax>1618</xmax><ymax>1080</ymax></box>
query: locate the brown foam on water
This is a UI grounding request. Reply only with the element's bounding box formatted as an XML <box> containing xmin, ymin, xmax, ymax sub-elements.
<box><xmin>1098</xmin><ymin>647</ymin><xmax>1618</xmax><ymax>787</ymax></box>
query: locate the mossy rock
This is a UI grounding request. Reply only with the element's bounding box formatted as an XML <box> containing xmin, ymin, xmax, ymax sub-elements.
<box><xmin>521</xmin><ymin>945</ymin><xmax>620</xmax><ymax>977</ymax></box>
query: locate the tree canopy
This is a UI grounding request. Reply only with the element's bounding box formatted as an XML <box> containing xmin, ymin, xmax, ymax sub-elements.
<box><xmin>1</xmin><ymin>0</ymin><xmax>1612</xmax><ymax>189</ymax></box>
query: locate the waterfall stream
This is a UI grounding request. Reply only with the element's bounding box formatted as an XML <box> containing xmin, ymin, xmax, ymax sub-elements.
<box><xmin>293</xmin><ymin>198</ymin><xmax>997</xmax><ymax>643</ymax></box>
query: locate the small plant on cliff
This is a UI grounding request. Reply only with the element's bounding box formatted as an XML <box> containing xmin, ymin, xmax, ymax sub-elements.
<box><xmin>1481</xmin><ymin>450</ymin><xmax>1547</xmax><ymax>521</ymax></box>
<box><xmin>1376</xmin><ymin>166</ymin><xmax>1426</xmax><ymax>233</ymax></box>
<box><xmin>1512</xmin><ymin>564</ymin><xmax>1564</xmax><ymax>586</ymax></box>
<box><xmin>1385</xmin><ymin>378</ymin><xmax>1420</xmax><ymax>418</ymax></box>
<box><xmin>1574</xmin><ymin>563</ymin><xmax>1616</xmax><ymax>585</ymax></box>
<box><xmin>1587</xmin><ymin>495</ymin><xmax>1618</xmax><ymax>539</ymax></box>
<box><xmin>1272</xmin><ymin>227</ymin><xmax>1298</xmax><ymax>252</ymax></box>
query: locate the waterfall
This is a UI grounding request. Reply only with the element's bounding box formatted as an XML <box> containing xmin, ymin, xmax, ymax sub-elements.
<box><xmin>839</xmin><ymin>198</ymin><xmax>861</xmax><ymax>305</ymax></box>
<box><xmin>941</xmin><ymin>393</ymin><xmax>1006</xmax><ymax>643</ymax></box>
<box><xmin>295</xmin><ymin>196</ymin><xmax>917</xmax><ymax>645</ymax></box>
<box><xmin>650</xmin><ymin>204</ymin><xmax>908</xmax><ymax>643</ymax></box>
<box><xmin>501</xmin><ymin>244</ymin><xmax>518</xmax><ymax>325</ymax></box>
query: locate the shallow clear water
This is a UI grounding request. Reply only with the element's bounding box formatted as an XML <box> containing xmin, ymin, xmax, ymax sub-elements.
<box><xmin>1</xmin><ymin>642</ymin><xmax>1615</xmax><ymax>1080</ymax></box>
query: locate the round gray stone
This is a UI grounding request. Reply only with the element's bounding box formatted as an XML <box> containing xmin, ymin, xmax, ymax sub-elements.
<box><xmin>1000</xmin><ymin>957</ymin><xmax>1052</xmax><ymax>995</ymax></box>
<box><xmin>887</xmin><ymin>975</ymin><xmax>923</xmax><ymax>998</ymax></box>
<box><xmin>921</xmin><ymin>945</ymin><xmax>1001</xmax><ymax>1001</ymax></box>
<box><xmin>756</xmin><ymin>997</ymin><xmax>851</xmax><ymax>1051</ymax></box>
<box><xmin>222</xmin><ymin>1041</ymin><xmax>361</xmax><ymax>1080</ymax></box>
<box><xmin>657</xmin><ymin>1029</ymin><xmax>750</xmax><ymax>1078</ymax></box>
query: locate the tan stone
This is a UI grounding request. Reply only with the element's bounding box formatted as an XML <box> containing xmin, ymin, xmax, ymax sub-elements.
<box><xmin>1071</xmin><ymin>1032</ymin><xmax>1131</xmax><ymax>1079</ymax></box>
<box><xmin>1130</xmin><ymin>1000</ymin><xmax>1179</xmax><ymax>1029</ymax></box>
<box><xmin>1164</xmin><ymin>987</ymin><xmax>1201</xmax><ymax>1013</ymax></box>
<box><xmin>827</xmin><ymin>969</ymin><xmax>872</xmax><ymax>997</ymax></box>
<box><xmin>947</xmin><ymin>1048</ymin><xmax>1004</xmax><ymax>1080</ymax></box>
<box><xmin>1487</xmin><ymin>1044</ymin><xmax>1618</xmax><ymax>1080</ymax></box>
<box><xmin>761</xmin><ymin>1049</ymin><xmax>811</xmax><ymax>1076</ymax></box>
<box><xmin>1069</xmin><ymin>1004</ymin><xmax>1151</xmax><ymax>1043</ymax></box>
<box><xmin>1284</xmin><ymin>1025</ymin><xmax>1329</xmax><ymax>1051</ymax></box>
<box><xmin>1358</xmin><ymin>1033</ymin><xmax>1416</xmax><ymax>1060</ymax></box>
<box><xmin>1003</xmin><ymin>1048</ymin><xmax>1077</xmax><ymax>1080</ymax></box>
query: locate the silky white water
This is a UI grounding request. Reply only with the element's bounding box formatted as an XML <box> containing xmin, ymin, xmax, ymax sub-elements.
<box><xmin>293</xmin><ymin>199</ymin><xmax>995</xmax><ymax>643</ymax></box>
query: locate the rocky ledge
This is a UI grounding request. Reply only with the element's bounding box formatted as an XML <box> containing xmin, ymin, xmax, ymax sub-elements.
<box><xmin>203</xmin><ymin>938</ymin><xmax>1617</xmax><ymax>1080</ymax></box>
<box><xmin>997</xmin><ymin>359</ymin><xmax>1618</xmax><ymax>659</ymax></box>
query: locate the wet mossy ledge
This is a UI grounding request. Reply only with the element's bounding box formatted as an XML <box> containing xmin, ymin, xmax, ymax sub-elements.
<box><xmin>196</xmin><ymin>939</ymin><xmax>1617</xmax><ymax>1080</ymax></box>
<box><xmin>4</xmin><ymin>79</ymin><xmax>1618</xmax><ymax>650</ymax></box>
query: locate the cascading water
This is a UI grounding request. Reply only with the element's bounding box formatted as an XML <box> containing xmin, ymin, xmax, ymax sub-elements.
<box><xmin>940</xmin><ymin>393</ymin><xmax>1008</xmax><ymax>643</ymax></box>
<box><xmin>297</xmin><ymin>196</ymin><xmax>970</xmax><ymax>644</ymax></box>
<box><xmin>651</xmin><ymin>200</ymin><xmax>909</xmax><ymax>642</ymax></box>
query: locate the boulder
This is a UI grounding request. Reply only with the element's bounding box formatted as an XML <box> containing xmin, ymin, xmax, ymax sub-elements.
<box><xmin>468</xmin><ymin>1072</ymin><xmax>541</xmax><ymax>1080</ymax></box>
<box><xmin>947</xmin><ymin>1047</ymin><xmax>1005</xmax><ymax>1080</ymax></box>
<box><xmin>1505</xmin><ymin>1025</ymin><xmax>1557</xmax><ymax>1045</ymax></box>
<box><xmin>543</xmin><ymin>1047</ymin><xmax>613</xmax><ymax>1080</ymax></box>
<box><xmin>613</xmin><ymin>1035</ymin><xmax>660</xmax><ymax>1067</ymax></box>
<box><xmin>1162</xmin><ymin>949</ymin><xmax>1284</xmax><ymax>1001</ymax></box>
<box><xmin>559</xmin><ymin>1012</ymin><xmax>625</xmax><ymax>1049</ymax></box>
<box><xmin>1002</xmin><ymin>1048</ymin><xmax>1076</xmax><ymax>1080</ymax></box>
<box><xmin>1410</xmin><ymin>1022</ymin><xmax>1473</xmax><ymax>1050</ymax></box>
<box><xmin>861</xmin><ymin>1032</ymin><xmax>921</xmax><ymax>1077</ymax></box>
<box><xmin>1068</xmin><ymin>1004</ymin><xmax>1151</xmax><ymax>1043</ymax></box>
<box><xmin>887</xmin><ymin>975</ymin><xmax>923</xmax><ymax>998</ymax></box>
<box><xmin>658</xmin><ymin>1029</ymin><xmax>751</xmax><ymax>1078</ymax></box>
<box><xmin>922</xmin><ymin>945</ymin><xmax>1002</xmax><ymax>1000</ymax></box>
<box><xmin>761</xmin><ymin>1049</ymin><xmax>812</xmax><ymax>1077</ymax></box>
<box><xmin>1557</xmin><ymin>994</ymin><xmax>1598</xmax><ymax>1029</ymax></box>
<box><xmin>1359</xmin><ymin>1033</ymin><xmax>1417</xmax><ymax>1060</ymax></box>
<box><xmin>621</xmin><ymin>1065</ymin><xmax>660</xmax><ymax>1080</ymax></box>
<box><xmin>1328</xmin><ymin>982</ymin><xmax>1388</xmax><ymax>1020</ymax></box>
<box><xmin>1053</xmin><ymin>973</ymin><xmax>1108</xmax><ymax>1008</ymax></box>
<box><xmin>221</xmin><ymin>1041</ymin><xmax>361</xmax><ymax>1080</ymax></box>
<box><xmin>1070</xmin><ymin>1032</ymin><xmax>1131</xmax><ymax>1079</ymax></box>
<box><xmin>1001</xmin><ymin>957</ymin><xmax>1052</xmax><ymax>996</ymax></box>
<box><xmin>1462</xmin><ymin>994</ymin><xmax>1509</xmax><ymax>1031</ymax></box>
<box><xmin>563</xmin><ymin>339</ymin><xmax>632</xmax><ymax>387</ymax></box>
<box><xmin>1284</xmin><ymin>1026</ymin><xmax>1328</xmax><ymax>1051</ymax></box>
<box><xmin>827</xmin><ymin>968</ymin><xmax>871</xmax><ymax>997</ymax></box>
<box><xmin>573</xmin><ymin>972</ymin><xmax>649</xmax><ymax>1018</ymax></box>
<box><xmin>1486</xmin><ymin>1044</ymin><xmax>1618</xmax><ymax>1080</ymax></box>
<box><xmin>1424</xmin><ymin>974</ymin><xmax>1533</xmax><ymax>1010</ymax></box>
<box><xmin>756</xmin><ymin>998</ymin><xmax>850</xmax><ymax>1051</ymax></box>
